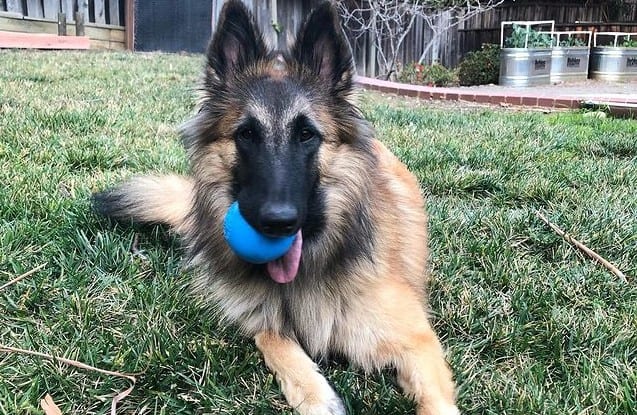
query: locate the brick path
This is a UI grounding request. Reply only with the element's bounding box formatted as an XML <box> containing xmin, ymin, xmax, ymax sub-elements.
<box><xmin>356</xmin><ymin>76</ymin><xmax>637</xmax><ymax>116</ymax></box>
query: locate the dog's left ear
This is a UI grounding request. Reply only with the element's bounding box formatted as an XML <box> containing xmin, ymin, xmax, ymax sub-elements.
<box><xmin>292</xmin><ymin>1</ymin><xmax>354</xmax><ymax>94</ymax></box>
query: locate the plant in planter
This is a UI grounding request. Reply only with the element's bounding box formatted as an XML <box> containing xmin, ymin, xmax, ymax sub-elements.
<box><xmin>621</xmin><ymin>36</ymin><xmax>637</xmax><ymax>48</ymax></box>
<box><xmin>504</xmin><ymin>24</ymin><xmax>553</xmax><ymax>48</ymax></box>
<box><xmin>558</xmin><ymin>36</ymin><xmax>586</xmax><ymax>47</ymax></box>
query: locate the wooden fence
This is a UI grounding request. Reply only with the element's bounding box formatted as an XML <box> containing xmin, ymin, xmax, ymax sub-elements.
<box><xmin>0</xmin><ymin>0</ymin><xmax>126</xmax><ymax>49</ymax></box>
<box><xmin>211</xmin><ymin>0</ymin><xmax>315</xmax><ymax>50</ymax></box>
<box><xmin>0</xmin><ymin>0</ymin><xmax>124</xmax><ymax>25</ymax></box>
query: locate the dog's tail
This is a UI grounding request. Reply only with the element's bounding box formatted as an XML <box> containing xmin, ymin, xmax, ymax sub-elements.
<box><xmin>92</xmin><ymin>175</ymin><xmax>194</xmax><ymax>234</ymax></box>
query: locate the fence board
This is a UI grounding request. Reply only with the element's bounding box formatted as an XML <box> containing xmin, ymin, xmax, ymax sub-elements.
<box><xmin>134</xmin><ymin>0</ymin><xmax>211</xmax><ymax>53</ymax></box>
<box><xmin>61</xmin><ymin>0</ymin><xmax>74</xmax><ymax>22</ymax></box>
<box><xmin>211</xmin><ymin>0</ymin><xmax>222</xmax><ymax>30</ymax></box>
<box><xmin>43</xmin><ymin>1</ymin><xmax>58</xmax><ymax>19</ymax></box>
<box><xmin>78</xmin><ymin>0</ymin><xmax>88</xmax><ymax>22</ymax></box>
<box><xmin>94</xmin><ymin>0</ymin><xmax>105</xmax><ymax>24</ymax></box>
<box><xmin>6</xmin><ymin>0</ymin><xmax>22</xmax><ymax>14</ymax></box>
<box><xmin>108</xmin><ymin>0</ymin><xmax>119</xmax><ymax>25</ymax></box>
<box><xmin>26</xmin><ymin>0</ymin><xmax>44</xmax><ymax>18</ymax></box>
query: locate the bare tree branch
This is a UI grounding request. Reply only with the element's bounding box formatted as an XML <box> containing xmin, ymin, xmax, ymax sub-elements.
<box><xmin>337</xmin><ymin>0</ymin><xmax>505</xmax><ymax>78</ymax></box>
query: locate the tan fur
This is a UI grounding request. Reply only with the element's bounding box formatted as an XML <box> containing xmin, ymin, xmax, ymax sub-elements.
<box><xmin>184</xmin><ymin>96</ymin><xmax>457</xmax><ymax>415</ymax></box>
<box><xmin>95</xmin><ymin>2</ymin><xmax>459</xmax><ymax>413</ymax></box>
<box><xmin>252</xmin><ymin>140</ymin><xmax>458</xmax><ymax>415</ymax></box>
<box><xmin>115</xmin><ymin>175</ymin><xmax>194</xmax><ymax>235</ymax></box>
<box><xmin>121</xmin><ymin>140</ymin><xmax>458</xmax><ymax>415</ymax></box>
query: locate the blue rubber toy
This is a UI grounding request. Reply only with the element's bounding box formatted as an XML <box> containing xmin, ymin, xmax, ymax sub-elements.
<box><xmin>223</xmin><ymin>201</ymin><xmax>295</xmax><ymax>264</ymax></box>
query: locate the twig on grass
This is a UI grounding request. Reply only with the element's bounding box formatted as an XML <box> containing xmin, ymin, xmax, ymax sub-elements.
<box><xmin>0</xmin><ymin>344</ymin><xmax>136</xmax><ymax>415</ymax></box>
<box><xmin>0</xmin><ymin>263</ymin><xmax>47</xmax><ymax>291</ymax></box>
<box><xmin>535</xmin><ymin>211</ymin><xmax>628</xmax><ymax>283</ymax></box>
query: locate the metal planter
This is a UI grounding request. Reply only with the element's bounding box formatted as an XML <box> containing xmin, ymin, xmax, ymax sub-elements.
<box><xmin>590</xmin><ymin>32</ymin><xmax>637</xmax><ymax>82</ymax></box>
<box><xmin>499</xmin><ymin>48</ymin><xmax>552</xmax><ymax>86</ymax></box>
<box><xmin>550</xmin><ymin>31</ymin><xmax>592</xmax><ymax>83</ymax></box>
<box><xmin>499</xmin><ymin>20</ymin><xmax>554</xmax><ymax>87</ymax></box>
<box><xmin>551</xmin><ymin>47</ymin><xmax>590</xmax><ymax>82</ymax></box>
<box><xmin>590</xmin><ymin>47</ymin><xmax>637</xmax><ymax>82</ymax></box>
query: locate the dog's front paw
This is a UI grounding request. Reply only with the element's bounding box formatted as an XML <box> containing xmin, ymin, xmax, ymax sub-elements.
<box><xmin>439</xmin><ymin>404</ymin><xmax>460</xmax><ymax>415</ymax></box>
<box><xmin>255</xmin><ymin>332</ymin><xmax>346</xmax><ymax>414</ymax></box>
<box><xmin>417</xmin><ymin>402</ymin><xmax>460</xmax><ymax>415</ymax></box>
<box><xmin>294</xmin><ymin>395</ymin><xmax>346</xmax><ymax>415</ymax></box>
<box><xmin>279</xmin><ymin>373</ymin><xmax>345</xmax><ymax>415</ymax></box>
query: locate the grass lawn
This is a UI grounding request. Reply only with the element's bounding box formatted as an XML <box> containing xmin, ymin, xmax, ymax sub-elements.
<box><xmin>0</xmin><ymin>50</ymin><xmax>635</xmax><ymax>415</ymax></box>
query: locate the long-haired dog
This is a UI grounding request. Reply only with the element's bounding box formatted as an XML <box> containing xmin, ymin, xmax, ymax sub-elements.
<box><xmin>93</xmin><ymin>1</ymin><xmax>459</xmax><ymax>414</ymax></box>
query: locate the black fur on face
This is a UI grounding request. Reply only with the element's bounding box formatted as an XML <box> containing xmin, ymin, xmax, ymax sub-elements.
<box><xmin>231</xmin><ymin>77</ymin><xmax>324</xmax><ymax>237</ymax></box>
<box><xmin>184</xmin><ymin>1</ymin><xmax>359</xmax><ymax>239</ymax></box>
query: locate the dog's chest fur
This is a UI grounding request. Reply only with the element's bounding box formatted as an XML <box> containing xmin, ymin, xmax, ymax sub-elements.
<box><xmin>192</xmin><ymin>241</ymin><xmax>378</xmax><ymax>358</ymax></box>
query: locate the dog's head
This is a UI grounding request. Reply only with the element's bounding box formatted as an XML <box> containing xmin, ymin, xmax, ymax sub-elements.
<box><xmin>187</xmin><ymin>0</ymin><xmax>360</xmax><ymax>240</ymax></box>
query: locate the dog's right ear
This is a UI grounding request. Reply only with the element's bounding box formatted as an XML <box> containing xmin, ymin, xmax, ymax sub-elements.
<box><xmin>292</xmin><ymin>2</ymin><xmax>354</xmax><ymax>95</ymax></box>
<box><xmin>206</xmin><ymin>0</ymin><xmax>267</xmax><ymax>80</ymax></box>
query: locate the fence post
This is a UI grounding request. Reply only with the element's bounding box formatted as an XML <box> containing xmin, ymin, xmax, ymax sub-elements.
<box><xmin>75</xmin><ymin>12</ymin><xmax>85</xmax><ymax>37</ymax></box>
<box><xmin>58</xmin><ymin>12</ymin><xmax>67</xmax><ymax>36</ymax></box>
<box><xmin>125</xmin><ymin>0</ymin><xmax>135</xmax><ymax>50</ymax></box>
<box><xmin>75</xmin><ymin>0</ymin><xmax>88</xmax><ymax>36</ymax></box>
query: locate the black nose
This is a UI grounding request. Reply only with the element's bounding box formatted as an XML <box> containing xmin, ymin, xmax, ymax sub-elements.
<box><xmin>258</xmin><ymin>203</ymin><xmax>299</xmax><ymax>237</ymax></box>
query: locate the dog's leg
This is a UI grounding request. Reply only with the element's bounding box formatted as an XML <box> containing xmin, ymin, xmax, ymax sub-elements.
<box><xmin>393</xmin><ymin>327</ymin><xmax>460</xmax><ymax>415</ymax></box>
<box><xmin>361</xmin><ymin>282</ymin><xmax>459</xmax><ymax>415</ymax></box>
<box><xmin>255</xmin><ymin>331</ymin><xmax>345</xmax><ymax>415</ymax></box>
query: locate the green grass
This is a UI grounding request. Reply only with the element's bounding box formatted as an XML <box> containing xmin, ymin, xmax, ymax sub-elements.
<box><xmin>0</xmin><ymin>50</ymin><xmax>635</xmax><ymax>415</ymax></box>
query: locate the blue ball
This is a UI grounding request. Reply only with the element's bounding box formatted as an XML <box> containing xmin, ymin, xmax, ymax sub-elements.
<box><xmin>223</xmin><ymin>201</ymin><xmax>295</xmax><ymax>264</ymax></box>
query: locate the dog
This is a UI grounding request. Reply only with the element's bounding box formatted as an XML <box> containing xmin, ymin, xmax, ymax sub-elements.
<box><xmin>92</xmin><ymin>1</ymin><xmax>459</xmax><ymax>414</ymax></box>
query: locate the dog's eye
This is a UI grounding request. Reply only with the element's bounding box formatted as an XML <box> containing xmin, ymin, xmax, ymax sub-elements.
<box><xmin>299</xmin><ymin>128</ymin><xmax>315</xmax><ymax>143</ymax></box>
<box><xmin>238</xmin><ymin>128</ymin><xmax>256</xmax><ymax>141</ymax></box>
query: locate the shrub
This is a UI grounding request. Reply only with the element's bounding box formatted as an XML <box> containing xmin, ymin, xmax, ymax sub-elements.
<box><xmin>397</xmin><ymin>62</ymin><xmax>457</xmax><ymax>87</ymax></box>
<box><xmin>457</xmin><ymin>43</ymin><xmax>500</xmax><ymax>86</ymax></box>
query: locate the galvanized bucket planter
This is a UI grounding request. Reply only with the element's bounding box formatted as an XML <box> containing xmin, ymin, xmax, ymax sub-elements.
<box><xmin>550</xmin><ymin>31</ymin><xmax>592</xmax><ymax>83</ymax></box>
<box><xmin>499</xmin><ymin>21</ymin><xmax>554</xmax><ymax>87</ymax></box>
<box><xmin>499</xmin><ymin>48</ymin><xmax>552</xmax><ymax>87</ymax></box>
<box><xmin>590</xmin><ymin>32</ymin><xmax>637</xmax><ymax>82</ymax></box>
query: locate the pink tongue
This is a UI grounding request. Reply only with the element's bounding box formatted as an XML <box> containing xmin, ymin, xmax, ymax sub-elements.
<box><xmin>266</xmin><ymin>231</ymin><xmax>302</xmax><ymax>284</ymax></box>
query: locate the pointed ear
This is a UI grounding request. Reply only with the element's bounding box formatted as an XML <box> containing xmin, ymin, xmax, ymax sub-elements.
<box><xmin>206</xmin><ymin>0</ymin><xmax>267</xmax><ymax>80</ymax></box>
<box><xmin>292</xmin><ymin>1</ymin><xmax>354</xmax><ymax>93</ymax></box>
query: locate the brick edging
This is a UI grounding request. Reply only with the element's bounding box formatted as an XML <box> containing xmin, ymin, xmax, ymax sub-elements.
<box><xmin>0</xmin><ymin>30</ymin><xmax>91</xmax><ymax>50</ymax></box>
<box><xmin>354</xmin><ymin>75</ymin><xmax>581</xmax><ymax>110</ymax></box>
